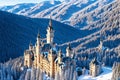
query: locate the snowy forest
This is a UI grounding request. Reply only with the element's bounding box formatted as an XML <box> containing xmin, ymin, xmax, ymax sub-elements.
<box><xmin>0</xmin><ymin>56</ymin><xmax>120</xmax><ymax>80</ymax></box>
<box><xmin>0</xmin><ymin>57</ymin><xmax>78</xmax><ymax>80</ymax></box>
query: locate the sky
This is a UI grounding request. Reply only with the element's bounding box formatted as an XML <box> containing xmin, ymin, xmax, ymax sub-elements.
<box><xmin>0</xmin><ymin>0</ymin><xmax>47</xmax><ymax>6</ymax></box>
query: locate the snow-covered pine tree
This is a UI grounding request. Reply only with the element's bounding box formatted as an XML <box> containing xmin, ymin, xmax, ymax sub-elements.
<box><xmin>111</xmin><ymin>62</ymin><xmax>120</xmax><ymax>80</ymax></box>
<box><xmin>73</xmin><ymin>71</ymin><xmax>77</xmax><ymax>80</ymax></box>
<box><xmin>30</xmin><ymin>68</ymin><xmax>36</xmax><ymax>80</ymax></box>
<box><xmin>25</xmin><ymin>70</ymin><xmax>31</xmax><ymax>80</ymax></box>
<box><xmin>39</xmin><ymin>71</ymin><xmax>44</xmax><ymax>80</ymax></box>
<box><xmin>36</xmin><ymin>69</ymin><xmax>40</xmax><ymax>80</ymax></box>
<box><xmin>55</xmin><ymin>72</ymin><xmax>60</xmax><ymax>80</ymax></box>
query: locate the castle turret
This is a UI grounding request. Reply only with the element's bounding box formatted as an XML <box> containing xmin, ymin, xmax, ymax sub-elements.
<box><xmin>29</xmin><ymin>41</ymin><xmax>33</xmax><ymax>51</ymax></box>
<box><xmin>37</xmin><ymin>32</ymin><xmax>41</xmax><ymax>46</ymax></box>
<box><xmin>36</xmin><ymin>32</ymin><xmax>41</xmax><ymax>67</ymax></box>
<box><xmin>58</xmin><ymin>49</ymin><xmax>62</xmax><ymax>64</ymax></box>
<box><xmin>66</xmin><ymin>44</ymin><xmax>73</xmax><ymax>57</ymax></box>
<box><xmin>46</xmin><ymin>17</ymin><xmax>54</xmax><ymax>44</ymax></box>
<box><xmin>48</xmin><ymin>49</ymin><xmax>56</xmax><ymax>78</ymax></box>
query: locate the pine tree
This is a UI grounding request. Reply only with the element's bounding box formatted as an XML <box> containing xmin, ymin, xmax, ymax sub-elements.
<box><xmin>25</xmin><ymin>70</ymin><xmax>31</xmax><ymax>80</ymax></box>
<box><xmin>70</xmin><ymin>66</ymin><xmax>74</xmax><ymax>80</ymax></box>
<box><xmin>7</xmin><ymin>74</ymin><xmax>11</xmax><ymax>80</ymax></box>
<box><xmin>73</xmin><ymin>71</ymin><xmax>77</xmax><ymax>80</ymax></box>
<box><xmin>112</xmin><ymin>62</ymin><xmax>120</xmax><ymax>80</ymax></box>
<box><xmin>19</xmin><ymin>69</ymin><xmax>27</xmax><ymax>80</ymax></box>
<box><xmin>36</xmin><ymin>69</ymin><xmax>40</xmax><ymax>80</ymax></box>
<box><xmin>39</xmin><ymin>71</ymin><xmax>43</xmax><ymax>80</ymax></box>
<box><xmin>30</xmin><ymin>68</ymin><xmax>36</xmax><ymax>80</ymax></box>
<box><xmin>55</xmin><ymin>72</ymin><xmax>60</xmax><ymax>80</ymax></box>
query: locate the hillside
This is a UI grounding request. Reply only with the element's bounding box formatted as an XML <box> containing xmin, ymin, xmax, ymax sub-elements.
<box><xmin>58</xmin><ymin>0</ymin><xmax>120</xmax><ymax>67</ymax></box>
<box><xmin>0</xmin><ymin>10</ymin><xmax>82</xmax><ymax>62</ymax></box>
<box><xmin>0</xmin><ymin>1</ymin><xmax>61</xmax><ymax>16</ymax></box>
<box><xmin>0</xmin><ymin>0</ymin><xmax>117</xmax><ymax>28</ymax></box>
<box><xmin>0</xmin><ymin>3</ymin><xmax>36</xmax><ymax>14</ymax></box>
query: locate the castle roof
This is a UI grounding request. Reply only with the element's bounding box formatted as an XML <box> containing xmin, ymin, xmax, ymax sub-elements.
<box><xmin>48</xmin><ymin>17</ymin><xmax>53</xmax><ymax>31</ymax></box>
<box><xmin>62</xmin><ymin>57</ymin><xmax>72</xmax><ymax>63</ymax></box>
<box><xmin>50</xmin><ymin>49</ymin><xmax>57</xmax><ymax>54</ymax></box>
<box><xmin>41</xmin><ymin>43</ymin><xmax>52</xmax><ymax>52</ymax></box>
<box><xmin>37</xmin><ymin>31</ymin><xmax>40</xmax><ymax>38</ymax></box>
<box><xmin>91</xmin><ymin>58</ymin><xmax>99</xmax><ymax>65</ymax></box>
<box><xmin>29</xmin><ymin>41</ymin><xmax>33</xmax><ymax>46</ymax></box>
<box><xmin>67</xmin><ymin>43</ymin><xmax>72</xmax><ymax>51</ymax></box>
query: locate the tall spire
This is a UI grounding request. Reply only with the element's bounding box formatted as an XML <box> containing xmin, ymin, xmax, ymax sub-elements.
<box><xmin>58</xmin><ymin>49</ymin><xmax>62</xmax><ymax>57</ymax></box>
<box><xmin>58</xmin><ymin>49</ymin><xmax>62</xmax><ymax>64</ymax></box>
<box><xmin>46</xmin><ymin>16</ymin><xmax>54</xmax><ymax>44</ymax></box>
<box><xmin>37</xmin><ymin>29</ymin><xmax>40</xmax><ymax>38</ymax></box>
<box><xmin>36</xmin><ymin>30</ymin><xmax>41</xmax><ymax>46</ymax></box>
<box><xmin>49</xmin><ymin>16</ymin><xmax>53</xmax><ymax>30</ymax></box>
<box><xmin>67</xmin><ymin>43</ymin><xmax>72</xmax><ymax>50</ymax></box>
<box><xmin>29</xmin><ymin>41</ymin><xmax>32</xmax><ymax>46</ymax></box>
<box><xmin>29</xmin><ymin>41</ymin><xmax>33</xmax><ymax>50</ymax></box>
<box><xmin>66</xmin><ymin>43</ymin><xmax>73</xmax><ymax>57</ymax></box>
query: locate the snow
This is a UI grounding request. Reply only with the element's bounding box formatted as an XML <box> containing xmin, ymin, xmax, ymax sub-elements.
<box><xmin>27</xmin><ymin>68</ymin><xmax>31</xmax><ymax>72</ymax></box>
<box><xmin>52</xmin><ymin>47</ymin><xmax>57</xmax><ymax>51</ymax></box>
<box><xmin>43</xmin><ymin>74</ymin><xmax>50</xmax><ymax>80</ymax></box>
<box><xmin>78</xmin><ymin>67</ymin><xmax>112</xmax><ymax>80</ymax></box>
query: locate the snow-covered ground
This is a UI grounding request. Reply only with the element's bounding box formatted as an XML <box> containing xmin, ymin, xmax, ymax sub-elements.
<box><xmin>78</xmin><ymin>67</ymin><xmax>112</xmax><ymax>80</ymax></box>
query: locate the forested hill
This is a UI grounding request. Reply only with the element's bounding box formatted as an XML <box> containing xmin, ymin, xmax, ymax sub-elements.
<box><xmin>0</xmin><ymin>10</ymin><xmax>82</xmax><ymax>62</ymax></box>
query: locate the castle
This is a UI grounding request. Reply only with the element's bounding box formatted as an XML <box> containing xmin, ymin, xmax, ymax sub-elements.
<box><xmin>24</xmin><ymin>18</ymin><xmax>76</xmax><ymax>78</ymax></box>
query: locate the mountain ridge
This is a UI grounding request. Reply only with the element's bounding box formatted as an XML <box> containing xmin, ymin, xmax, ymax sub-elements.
<box><xmin>0</xmin><ymin>0</ymin><xmax>116</xmax><ymax>28</ymax></box>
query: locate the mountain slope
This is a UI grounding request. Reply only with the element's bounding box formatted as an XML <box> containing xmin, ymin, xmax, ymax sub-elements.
<box><xmin>58</xmin><ymin>0</ymin><xmax>120</xmax><ymax>66</ymax></box>
<box><xmin>0</xmin><ymin>0</ymin><xmax>116</xmax><ymax>28</ymax></box>
<box><xmin>34</xmin><ymin>0</ymin><xmax>115</xmax><ymax>28</ymax></box>
<box><xmin>0</xmin><ymin>10</ymin><xmax>82</xmax><ymax>62</ymax></box>
<box><xmin>0</xmin><ymin>3</ymin><xmax>36</xmax><ymax>14</ymax></box>
<box><xmin>20</xmin><ymin>1</ymin><xmax>61</xmax><ymax>16</ymax></box>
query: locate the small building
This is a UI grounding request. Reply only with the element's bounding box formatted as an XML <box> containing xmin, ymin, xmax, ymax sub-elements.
<box><xmin>89</xmin><ymin>58</ymin><xmax>102</xmax><ymax>77</ymax></box>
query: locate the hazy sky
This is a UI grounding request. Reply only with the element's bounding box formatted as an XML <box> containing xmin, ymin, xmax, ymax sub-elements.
<box><xmin>0</xmin><ymin>0</ymin><xmax>47</xmax><ymax>6</ymax></box>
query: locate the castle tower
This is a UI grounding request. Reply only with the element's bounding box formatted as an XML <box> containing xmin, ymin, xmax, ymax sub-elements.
<box><xmin>36</xmin><ymin>32</ymin><xmax>41</xmax><ymax>67</ymax></box>
<box><xmin>89</xmin><ymin>58</ymin><xmax>102</xmax><ymax>77</ymax></box>
<box><xmin>29</xmin><ymin>41</ymin><xmax>33</xmax><ymax>51</ymax></box>
<box><xmin>46</xmin><ymin>17</ymin><xmax>54</xmax><ymax>44</ymax></box>
<box><xmin>99</xmin><ymin>38</ymin><xmax>103</xmax><ymax>51</ymax></box>
<box><xmin>66</xmin><ymin>44</ymin><xmax>73</xmax><ymax>57</ymax></box>
<box><xmin>48</xmin><ymin>49</ymin><xmax>56</xmax><ymax>78</ymax></box>
<box><xmin>58</xmin><ymin>49</ymin><xmax>62</xmax><ymax>64</ymax></box>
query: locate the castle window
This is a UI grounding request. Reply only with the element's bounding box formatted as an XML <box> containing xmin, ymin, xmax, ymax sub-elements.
<box><xmin>26</xmin><ymin>60</ymin><xmax>28</xmax><ymax>66</ymax></box>
<box><xmin>39</xmin><ymin>56</ymin><xmax>40</xmax><ymax>63</ymax></box>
